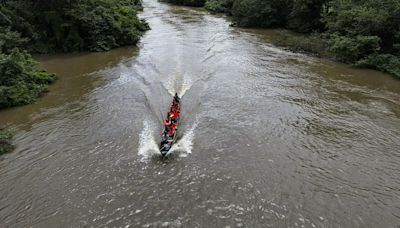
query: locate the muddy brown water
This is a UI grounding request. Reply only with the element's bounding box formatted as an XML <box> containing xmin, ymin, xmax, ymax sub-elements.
<box><xmin>1</xmin><ymin>0</ymin><xmax>400</xmax><ymax>227</ymax></box>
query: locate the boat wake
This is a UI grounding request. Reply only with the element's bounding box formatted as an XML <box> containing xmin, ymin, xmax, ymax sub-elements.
<box><xmin>166</xmin><ymin>118</ymin><xmax>198</xmax><ymax>157</ymax></box>
<box><xmin>138</xmin><ymin>118</ymin><xmax>198</xmax><ymax>161</ymax></box>
<box><xmin>138</xmin><ymin>62</ymin><xmax>199</xmax><ymax>161</ymax></box>
<box><xmin>138</xmin><ymin>120</ymin><xmax>160</xmax><ymax>162</ymax></box>
<box><xmin>164</xmin><ymin>64</ymin><xmax>195</xmax><ymax>98</ymax></box>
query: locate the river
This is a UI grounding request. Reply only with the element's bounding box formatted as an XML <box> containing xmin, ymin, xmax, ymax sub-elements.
<box><xmin>1</xmin><ymin>0</ymin><xmax>400</xmax><ymax>227</ymax></box>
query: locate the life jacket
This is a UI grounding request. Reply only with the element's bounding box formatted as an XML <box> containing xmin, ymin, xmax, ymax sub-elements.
<box><xmin>173</xmin><ymin>112</ymin><xmax>179</xmax><ymax>119</ymax></box>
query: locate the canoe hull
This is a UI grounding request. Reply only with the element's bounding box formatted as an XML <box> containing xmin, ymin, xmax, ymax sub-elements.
<box><xmin>160</xmin><ymin>97</ymin><xmax>180</xmax><ymax>156</ymax></box>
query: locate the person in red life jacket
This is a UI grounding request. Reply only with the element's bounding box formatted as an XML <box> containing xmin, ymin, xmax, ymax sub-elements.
<box><xmin>173</xmin><ymin>111</ymin><xmax>180</xmax><ymax>120</ymax></box>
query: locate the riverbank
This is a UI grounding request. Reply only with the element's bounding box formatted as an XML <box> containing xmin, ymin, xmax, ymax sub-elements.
<box><xmin>162</xmin><ymin>0</ymin><xmax>400</xmax><ymax>79</ymax></box>
<box><xmin>0</xmin><ymin>0</ymin><xmax>149</xmax><ymax>110</ymax></box>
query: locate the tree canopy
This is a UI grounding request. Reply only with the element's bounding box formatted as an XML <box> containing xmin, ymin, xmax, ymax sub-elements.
<box><xmin>0</xmin><ymin>0</ymin><xmax>149</xmax><ymax>109</ymax></box>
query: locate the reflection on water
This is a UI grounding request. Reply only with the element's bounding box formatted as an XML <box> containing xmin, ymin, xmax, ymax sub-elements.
<box><xmin>1</xmin><ymin>0</ymin><xmax>400</xmax><ymax>227</ymax></box>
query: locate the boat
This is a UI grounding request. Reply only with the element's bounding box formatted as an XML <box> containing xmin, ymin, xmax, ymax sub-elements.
<box><xmin>160</xmin><ymin>94</ymin><xmax>180</xmax><ymax>156</ymax></box>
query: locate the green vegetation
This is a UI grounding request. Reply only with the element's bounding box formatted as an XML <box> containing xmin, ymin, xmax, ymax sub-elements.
<box><xmin>0</xmin><ymin>25</ymin><xmax>56</xmax><ymax>108</ymax></box>
<box><xmin>1</xmin><ymin>0</ymin><xmax>149</xmax><ymax>53</ymax></box>
<box><xmin>0</xmin><ymin>49</ymin><xmax>56</xmax><ymax>108</ymax></box>
<box><xmin>0</xmin><ymin>0</ymin><xmax>149</xmax><ymax>109</ymax></box>
<box><xmin>204</xmin><ymin>0</ymin><xmax>233</xmax><ymax>13</ymax></box>
<box><xmin>322</xmin><ymin>0</ymin><xmax>400</xmax><ymax>77</ymax></box>
<box><xmin>0</xmin><ymin>129</ymin><xmax>14</xmax><ymax>155</ymax></box>
<box><xmin>164</xmin><ymin>0</ymin><xmax>400</xmax><ymax>78</ymax></box>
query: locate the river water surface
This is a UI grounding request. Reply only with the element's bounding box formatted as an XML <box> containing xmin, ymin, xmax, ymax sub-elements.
<box><xmin>1</xmin><ymin>0</ymin><xmax>400</xmax><ymax>227</ymax></box>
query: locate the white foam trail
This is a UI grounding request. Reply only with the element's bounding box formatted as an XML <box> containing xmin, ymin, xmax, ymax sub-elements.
<box><xmin>138</xmin><ymin>120</ymin><xmax>160</xmax><ymax>161</ymax></box>
<box><xmin>177</xmin><ymin>79</ymin><xmax>194</xmax><ymax>98</ymax></box>
<box><xmin>164</xmin><ymin>63</ymin><xmax>195</xmax><ymax>98</ymax></box>
<box><xmin>167</xmin><ymin>119</ymin><xmax>198</xmax><ymax>157</ymax></box>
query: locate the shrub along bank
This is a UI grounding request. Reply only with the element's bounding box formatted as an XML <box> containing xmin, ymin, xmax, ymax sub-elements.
<box><xmin>0</xmin><ymin>0</ymin><xmax>149</xmax><ymax>110</ymax></box>
<box><xmin>0</xmin><ymin>129</ymin><xmax>14</xmax><ymax>155</ymax></box>
<box><xmin>163</xmin><ymin>0</ymin><xmax>400</xmax><ymax>78</ymax></box>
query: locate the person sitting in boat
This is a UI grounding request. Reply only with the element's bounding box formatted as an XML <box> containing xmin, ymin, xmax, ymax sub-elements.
<box><xmin>168</xmin><ymin>127</ymin><xmax>175</xmax><ymax>137</ymax></box>
<box><xmin>164</xmin><ymin>118</ymin><xmax>171</xmax><ymax>128</ymax></box>
<box><xmin>173</xmin><ymin>111</ymin><xmax>180</xmax><ymax>120</ymax></box>
<box><xmin>174</xmin><ymin>93</ymin><xmax>180</xmax><ymax>102</ymax></box>
<box><xmin>162</xmin><ymin>132</ymin><xmax>169</xmax><ymax>141</ymax></box>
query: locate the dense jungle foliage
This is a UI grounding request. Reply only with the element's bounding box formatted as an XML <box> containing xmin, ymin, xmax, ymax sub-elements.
<box><xmin>0</xmin><ymin>0</ymin><xmax>149</xmax><ymax>110</ymax></box>
<box><xmin>0</xmin><ymin>0</ymin><xmax>148</xmax><ymax>53</ymax></box>
<box><xmin>164</xmin><ymin>0</ymin><xmax>400</xmax><ymax>78</ymax></box>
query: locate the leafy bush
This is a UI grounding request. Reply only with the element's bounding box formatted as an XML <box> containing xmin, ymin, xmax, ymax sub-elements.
<box><xmin>231</xmin><ymin>0</ymin><xmax>290</xmax><ymax>27</ymax></box>
<box><xmin>0</xmin><ymin>26</ymin><xmax>29</xmax><ymax>53</ymax></box>
<box><xmin>0</xmin><ymin>0</ymin><xmax>149</xmax><ymax>109</ymax></box>
<box><xmin>1</xmin><ymin>0</ymin><xmax>149</xmax><ymax>53</ymax></box>
<box><xmin>356</xmin><ymin>54</ymin><xmax>400</xmax><ymax>78</ymax></box>
<box><xmin>0</xmin><ymin>48</ymin><xmax>56</xmax><ymax>108</ymax></box>
<box><xmin>287</xmin><ymin>0</ymin><xmax>328</xmax><ymax>33</ymax></box>
<box><xmin>328</xmin><ymin>34</ymin><xmax>381</xmax><ymax>63</ymax></box>
<box><xmin>323</xmin><ymin>0</ymin><xmax>400</xmax><ymax>55</ymax></box>
<box><xmin>0</xmin><ymin>129</ymin><xmax>14</xmax><ymax>155</ymax></box>
<box><xmin>205</xmin><ymin>0</ymin><xmax>234</xmax><ymax>14</ymax></box>
<box><xmin>66</xmin><ymin>0</ymin><xmax>149</xmax><ymax>51</ymax></box>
